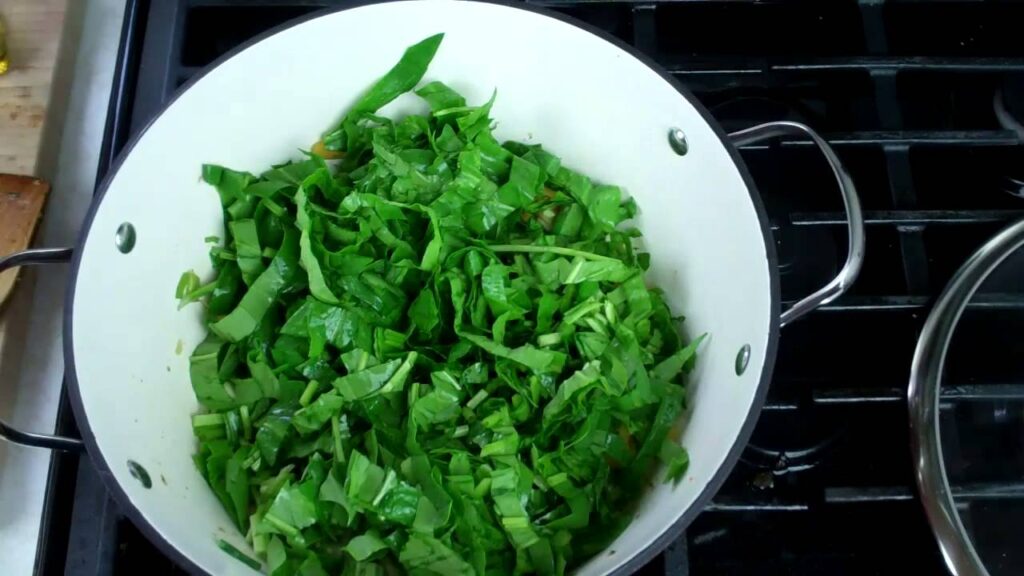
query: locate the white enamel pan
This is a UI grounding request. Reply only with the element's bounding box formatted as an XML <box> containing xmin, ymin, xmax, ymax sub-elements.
<box><xmin>0</xmin><ymin>1</ymin><xmax>865</xmax><ymax>574</ymax></box>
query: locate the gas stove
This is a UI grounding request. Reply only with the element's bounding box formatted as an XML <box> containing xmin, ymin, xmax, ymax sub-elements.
<box><xmin>34</xmin><ymin>1</ymin><xmax>1024</xmax><ymax>575</ymax></box>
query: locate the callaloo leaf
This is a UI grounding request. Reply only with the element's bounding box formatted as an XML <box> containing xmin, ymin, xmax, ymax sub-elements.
<box><xmin>409</xmin><ymin>288</ymin><xmax>440</xmax><ymax>338</ymax></box>
<box><xmin>415</xmin><ymin>80</ymin><xmax>466</xmax><ymax>113</ymax></box>
<box><xmin>211</xmin><ymin>228</ymin><xmax>300</xmax><ymax>342</ymax></box>
<box><xmin>400</xmin><ymin>533</ymin><xmax>475</xmax><ymax>576</ymax></box>
<box><xmin>350</xmin><ymin>33</ymin><xmax>444</xmax><ymax>117</ymax></box>
<box><xmin>651</xmin><ymin>333</ymin><xmax>707</xmax><ymax>382</ymax></box>
<box><xmin>296</xmin><ymin>186</ymin><xmax>341</xmax><ymax>305</ymax></box>
<box><xmin>189</xmin><ymin>334</ymin><xmax>236</xmax><ymax>410</ymax></box>
<box><xmin>298</xmin><ymin>555</ymin><xmax>329</xmax><ymax>576</ymax></box>
<box><xmin>264</xmin><ymin>156</ymin><xmax>325</xmax><ymax>185</ymax></box>
<box><xmin>256</xmin><ymin>404</ymin><xmax>296</xmax><ymax>467</ymax></box>
<box><xmin>225</xmin><ymin>450</ymin><xmax>250</xmax><ymax>529</ymax></box>
<box><xmin>497</xmin><ymin>156</ymin><xmax>541</xmax><ymax>209</ymax></box>
<box><xmin>293</xmin><ymin>391</ymin><xmax>344</xmax><ymax>434</ymax></box>
<box><xmin>660</xmin><ymin>440</ymin><xmax>690</xmax><ymax>483</ymax></box>
<box><xmin>184</xmin><ymin>33</ymin><xmax>706</xmax><ymax>576</ymax></box>
<box><xmin>462</xmin><ymin>333</ymin><xmax>566</xmax><ymax>374</ymax></box>
<box><xmin>203</xmin><ymin>164</ymin><xmax>252</xmax><ymax>207</ymax></box>
<box><xmin>332</xmin><ymin>354</ymin><xmax>417</xmax><ymax>400</ymax></box>
<box><xmin>264</xmin><ymin>479</ymin><xmax>318</xmax><ymax>535</ymax></box>
<box><xmin>207</xmin><ymin>262</ymin><xmax>243</xmax><ymax>316</ymax></box>
<box><xmin>412</xmin><ymin>372</ymin><xmax>463</xmax><ymax>427</ymax></box>
<box><xmin>230</xmin><ymin>219</ymin><xmax>263</xmax><ymax>285</ymax></box>
<box><xmin>543</xmin><ymin>361</ymin><xmax>602</xmax><ymax>422</ymax></box>
<box><xmin>345</xmin><ymin>532</ymin><xmax>390</xmax><ymax>562</ymax></box>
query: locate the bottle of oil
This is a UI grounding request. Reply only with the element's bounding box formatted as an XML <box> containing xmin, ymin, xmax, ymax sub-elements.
<box><xmin>0</xmin><ymin>16</ymin><xmax>8</xmax><ymax>75</ymax></box>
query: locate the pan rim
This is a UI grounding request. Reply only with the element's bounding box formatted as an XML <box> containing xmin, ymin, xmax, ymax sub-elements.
<box><xmin>62</xmin><ymin>1</ymin><xmax>780</xmax><ymax>574</ymax></box>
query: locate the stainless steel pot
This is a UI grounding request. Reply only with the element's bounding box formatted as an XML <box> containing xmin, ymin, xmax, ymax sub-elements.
<box><xmin>910</xmin><ymin>218</ymin><xmax>1024</xmax><ymax>576</ymax></box>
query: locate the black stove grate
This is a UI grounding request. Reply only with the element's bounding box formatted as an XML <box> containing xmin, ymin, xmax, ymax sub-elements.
<box><xmin>35</xmin><ymin>1</ymin><xmax>1024</xmax><ymax>575</ymax></box>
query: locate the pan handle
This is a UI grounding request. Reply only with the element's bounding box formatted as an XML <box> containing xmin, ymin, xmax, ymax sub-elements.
<box><xmin>0</xmin><ymin>247</ymin><xmax>84</xmax><ymax>452</ymax></box>
<box><xmin>728</xmin><ymin>121</ymin><xmax>865</xmax><ymax>327</ymax></box>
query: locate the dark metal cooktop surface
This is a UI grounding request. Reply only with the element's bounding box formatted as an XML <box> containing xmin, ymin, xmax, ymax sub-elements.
<box><xmin>34</xmin><ymin>1</ymin><xmax>1024</xmax><ymax>574</ymax></box>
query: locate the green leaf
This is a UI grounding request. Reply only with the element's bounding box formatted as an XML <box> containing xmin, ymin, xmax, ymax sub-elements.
<box><xmin>497</xmin><ymin>156</ymin><xmax>541</xmax><ymax>209</ymax></box>
<box><xmin>490</xmin><ymin>466</ymin><xmax>540</xmax><ymax>550</ymax></box>
<box><xmin>298</xmin><ymin>554</ymin><xmax>329</xmax><ymax>576</ymax></box>
<box><xmin>345</xmin><ymin>532</ymin><xmax>390</xmax><ymax>562</ymax></box>
<box><xmin>319</xmin><ymin>467</ymin><xmax>355</xmax><ymax>515</ymax></box>
<box><xmin>562</xmin><ymin>258</ymin><xmax>633</xmax><ymax>285</ymax></box>
<box><xmin>185</xmin><ymin>32</ymin><xmax>707</xmax><ymax>575</ymax></box>
<box><xmin>266</xmin><ymin>536</ymin><xmax>292</xmax><ymax>576</ymax></box>
<box><xmin>399</xmin><ymin>533</ymin><xmax>475</xmax><ymax>576</ymax></box>
<box><xmin>409</xmin><ymin>288</ymin><xmax>439</xmax><ymax>338</ymax></box>
<box><xmin>295</xmin><ymin>185</ymin><xmax>341</xmax><ymax>305</ymax></box>
<box><xmin>412</xmin><ymin>372</ymin><xmax>463</xmax><ymax>427</ymax></box>
<box><xmin>256</xmin><ymin>404</ymin><xmax>296</xmax><ymax>467</ymax></box>
<box><xmin>207</xmin><ymin>263</ymin><xmax>243</xmax><ymax>316</ymax></box>
<box><xmin>350</xmin><ymin>33</ymin><xmax>444</xmax><ymax>117</ymax></box>
<box><xmin>263</xmin><ymin>156</ymin><xmax>325</xmax><ymax>185</ymax></box>
<box><xmin>333</xmin><ymin>352</ymin><xmax>416</xmax><ymax>400</ymax></box>
<box><xmin>225</xmin><ymin>450</ymin><xmax>250</xmax><ymax>529</ymax></box>
<box><xmin>211</xmin><ymin>228</ymin><xmax>300</xmax><ymax>342</ymax></box>
<box><xmin>543</xmin><ymin>361</ymin><xmax>602</xmax><ymax>422</ymax></box>
<box><xmin>462</xmin><ymin>333</ymin><xmax>566</xmax><ymax>374</ymax></box>
<box><xmin>189</xmin><ymin>334</ymin><xmax>237</xmax><ymax>411</ymax></box>
<box><xmin>415</xmin><ymin>81</ymin><xmax>467</xmax><ymax>113</ymax></box>
<box><xmin>376</xmin><ymin>474</ymin><xmax>421</xmax><ymax>526</ymax></box>
<box><xmin>264</xmin><ymin>479</ymin><xmax>318</xmax><ymax>534</ymax></box>
<box><xmin>293</xmin><ymin>390</ymin><xmax>344</xmax><ymax>434</ymax></box>
<box><xmin>345</xmin><ymin>450</ymin><xmax>386</xmax><ymax>506</ymax></box>
<box><xmin>229</xmin><ymin>219</ymin><xmax>263</xmax><ymax>285</ymax></box>
<box><xmin>216</xmin><ymin>538</ymin><xmax>262</xmax><ymax>571</ymax></box>
<box><xmin>660</xmin><ymin>440</ymin><xmax>690</xmax><ymax>483</ymax></box>
<box><xmin>202</xmin><ymin>164</ymin><xmax>252</xmax><ymax>207</ymax></box>
<box><xmin>651</xmin><ymin>333</ymin><xmax>707</xmax><ymax>382</ymax></box>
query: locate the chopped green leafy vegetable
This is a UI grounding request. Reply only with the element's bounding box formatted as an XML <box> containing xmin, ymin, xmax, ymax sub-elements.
<box><xmin>217</xmin><ymin>538</ymin><xmax>263</xmax><ymax>571</ymax></box>
<box><xmin>181</xmin><ymin>33</ymin><xmax>705</xmax><ymax>575</ymax></box>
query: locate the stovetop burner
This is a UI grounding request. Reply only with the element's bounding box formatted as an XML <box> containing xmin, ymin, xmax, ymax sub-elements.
<box><xmin>33</xmin><ymin>1</ymin><xmax>1024</xmax><ymax>575</ymax></box>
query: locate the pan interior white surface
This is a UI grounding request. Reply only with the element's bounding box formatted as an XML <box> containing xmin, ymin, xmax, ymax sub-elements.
<box><xmin>70</xmin><ymin>2</ymin><xmax>773</xmax><ymax>574</ymax></box>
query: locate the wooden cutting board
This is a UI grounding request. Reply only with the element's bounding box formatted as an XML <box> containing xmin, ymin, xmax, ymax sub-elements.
<box><xmin>0</xmin><ymin>0</ymin><xmax>70</xmax><ymax>305</ymax></box>
<box><xmin>0</xmin><ymin>0</ymin><xmax>69</xmax><ymax>175</ymax></box>
<box><xmin>0</xmin><ymin>174</ymin><xmax>50</xmax><ymax>303</ymax></box>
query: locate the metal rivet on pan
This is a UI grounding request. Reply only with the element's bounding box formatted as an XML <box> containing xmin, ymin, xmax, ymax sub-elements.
<box><xmin>127</xmin><ymin>459</ymin><xmax>152</xmax><ymax>489</ymax></box>
<box><xmin>735</xmin><ymin>344</ymin><xmax>751</xmax><ymax>376</ymax></box>
<box><xmin>115</xmin><ymin>222</ymin><xmax>136</xmax><ymax>253</ymax></box>
<box><xmin>668</xmin><ymin>128</ymin><xmax>688</xmax><ymax>156</ymax></box>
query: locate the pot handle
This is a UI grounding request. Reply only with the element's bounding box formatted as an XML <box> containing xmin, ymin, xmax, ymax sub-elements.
<box><xmin>727</xmin><ymin>121</ymin><xmax>865</xmax><ymax>327</ymax></box>
<box><xmin>0</xmin><ymin>247</ymin><xmax>84</xmax><ymax>452</ymax></box>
